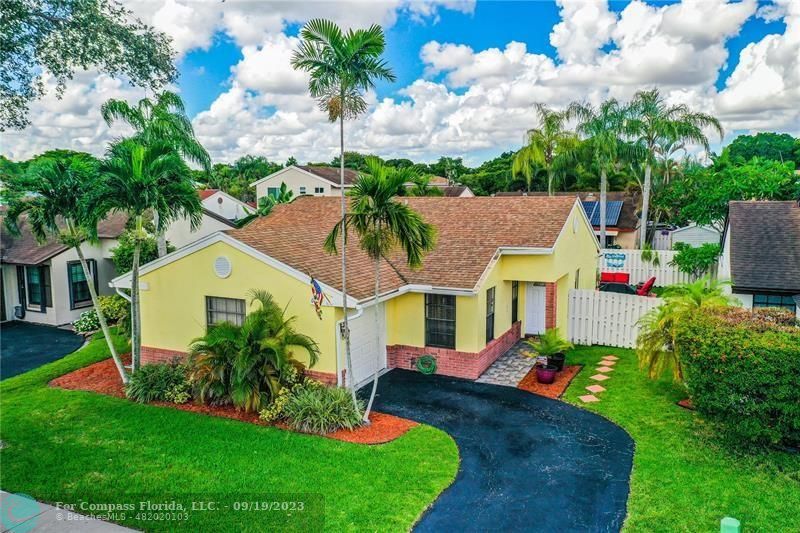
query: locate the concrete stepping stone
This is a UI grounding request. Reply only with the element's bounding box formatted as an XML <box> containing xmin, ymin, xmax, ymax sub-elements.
<box><xmin>586</xmin><ymin>384</ymin><xmax>606</xmax><ymax>393</ymax></box>
<box><xmin>590</xmin><ymin>373</ymin><xmax>610</xmax><ymax>381</ymax></box>
<box><xmin>603</xmin><ymin>355</ymin><xmax>619</xmax><ymax>361</ymax></box>
<box><xmin>601</xmin><ymin>360</ymin><xmax>617</xmax><ymax>366</ymax></box>
<box><xmin>596</xmin><ymin>366</ymin><xmax>614</xmax><ymax>373</ymax></box>
<box><xmin>579</xmin><ymin>394</ymin><xmax>600</xmax><ymax>403</ymax></box>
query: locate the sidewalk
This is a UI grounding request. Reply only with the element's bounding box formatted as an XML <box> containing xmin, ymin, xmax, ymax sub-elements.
<box><xmin>1</xmin><ymin>491</ymin><xmax>135</xmax><ymax>532</ymax></box>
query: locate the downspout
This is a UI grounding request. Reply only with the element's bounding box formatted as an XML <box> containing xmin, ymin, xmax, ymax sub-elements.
<box><xmin>335</xmin><ymin>304</ymin><xmax>364</xmax><ymax>387</ymax></box>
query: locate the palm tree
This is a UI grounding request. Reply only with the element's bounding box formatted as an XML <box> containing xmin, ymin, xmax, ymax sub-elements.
<box><xmin>568</xmin><ymin>99</ymin><xmax>631</xmax><ymax>247</ymax></box>
<box><xmin>626</xmin><ymin>89</ymin><xmax>723</xmax><ymax>248</ymax></box>
<box><xmin>512</xmin><ymin>104</ymin><xmax>580</xmax><ymax>194</ymax></box>
<box><xmin>291</xmin><ymin>19</ymin><xmax>396</xmax><ymax>404</ymax></box>
<box><xmin>636</xmin><ymin>277</ymin><xmax>735</xmax><ymax>382</ymax></box>
<box><xmin>324</xmin><ymin>158</ymin><xmax>436</xmax><ymax>421</ymax></box>
<box><xmin>188</xmin><ymin>289</ymin><xmax>320</xmax><ymax>413</ymax></box>
<box><xmin>407</xmin><ymin>175</ymin><xmax>444</xmax><ymax>197</ymax></box>
<box><xmin>101</xmin><ymin>91</ymin><xmax>210</xmax><ymax>256</ymax></box>
<box><xmin>4</xmin><ymin>155</ymin><xmax>129</xmax><ymax>382</ymax></box>
<box><xmin>95</xmin><ymin>139</ymin><xmax>202</xmax><ymax>372</ymax></box>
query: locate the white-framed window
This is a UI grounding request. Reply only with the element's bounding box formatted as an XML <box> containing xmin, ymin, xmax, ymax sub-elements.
<box><xmin>205</xmin><ymin>296</ymin><xmax>246</xmax><ymax>327</ymax></box>
<box><xmin>267</xmin><ymin>187</ymin><xmax>279</xmax><ymax>199</ymax></box>
<box><xmin>299</xmin><ymin>186</ymin><xmax>307</xmax><ymax>195</ymax></box>
<box><xmin>314</xmin><ymin>187</ymin><xmax>324</xmax><ymax>194</ymax></box>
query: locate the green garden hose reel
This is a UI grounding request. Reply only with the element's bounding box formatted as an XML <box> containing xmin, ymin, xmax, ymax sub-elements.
<box><xmin>415</xmin><ymin>355</ymin><xmax>437</xmax><ymax>375</ymax></box>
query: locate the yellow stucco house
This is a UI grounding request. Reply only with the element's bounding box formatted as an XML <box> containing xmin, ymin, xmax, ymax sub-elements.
<box><xmin>111</xmin><ymin>196</ymin><xmax>599</xmax><ymax>387</ymax></box>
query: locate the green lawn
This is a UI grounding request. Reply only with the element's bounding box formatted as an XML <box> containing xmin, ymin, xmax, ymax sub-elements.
<box><xmin>563</xmin><ymin>345</ymin><xmax>800</xmax><ymax>532</ymax></box>
<box><xmin>0</xmin><ymin>332</ymin><xmax>459</xmax><ymax>532</ymax></box>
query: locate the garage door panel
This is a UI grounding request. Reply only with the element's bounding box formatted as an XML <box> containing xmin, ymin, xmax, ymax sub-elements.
<box><xmin>343</xmin><ymin>303</ymin><xmax>387</xmax><ymax>388</ymax></box>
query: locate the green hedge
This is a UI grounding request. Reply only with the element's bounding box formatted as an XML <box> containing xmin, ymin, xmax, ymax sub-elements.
<box><xmin>676</xmin><ymin>307</ymin><xmax>800</xmax><ymax>447</ymax></box>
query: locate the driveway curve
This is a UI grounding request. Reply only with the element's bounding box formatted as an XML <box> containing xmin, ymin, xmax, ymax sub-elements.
<box><xmin>369</xmin><ymin>369</ymin><xmax>634</xmax><ymax>533</ymax></box>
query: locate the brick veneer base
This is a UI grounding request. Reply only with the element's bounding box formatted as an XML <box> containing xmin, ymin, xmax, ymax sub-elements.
<box><xmin>386</xmin><ymin>321</ymin><xmax>522</xmax><ymax>380</ymax></box>
<box><xmin>142</xmin><ymin>346</ymin><xmax>186</xmax><ymax>365</ymax></box>
<box><xmin>305</xmin><ymin>369</ymin><xmax>339</xmax><ymax>386</ymax></box>
<box><xmin>545</xmin><ymin>281</ymin><xmax>557</xmax><ymax>330</ymax></box>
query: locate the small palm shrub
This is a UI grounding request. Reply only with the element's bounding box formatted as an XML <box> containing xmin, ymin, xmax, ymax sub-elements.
<box><xmin>126</xmin><ymin>360</ymin><xmax>190</xmax><ymax>404</ymax></box>
<box><xmin>187</xmin><ymin>290</ymin><xmax>320</xmax><ymax>413</ymax></box>
<box><xmin>73</xmin><ymin>310</ymin><xmax>100</xmax><ymax>333</ymax></box>
<box><xmin>283</xmin><ymin>381</ymin><xmax>364</xmax><ymax>434</ymax></box>
<box><xmin>636</xmin><ymin>277</ymin><xmax>736</xmax><ymax>381</ymax></box>
<box><xmin>525</xmin><ymin>327</ymin><xmax>573</xmax><ymax>357</ymax></box>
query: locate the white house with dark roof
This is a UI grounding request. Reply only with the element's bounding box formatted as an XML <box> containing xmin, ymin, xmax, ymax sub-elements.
<box><xmin>719</xmin><ymin>200</ymin><xmax>800</xmax><ymax>317</ymax></box>
<box><xmin>198</xmin><ymin>189</ymin><xmax>253</xmax><ymax>221</ymax></box>
<box><xmin>250</xmin><ymin>165</ymin><xmax>359</xmax><ymax>202</ymax></box>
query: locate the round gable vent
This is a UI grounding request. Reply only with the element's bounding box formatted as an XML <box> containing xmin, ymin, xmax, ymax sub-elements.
<box><xmin>214</xmin><ymin>256</ymin><xmax>232</xmax><ymax>278</ymax></box>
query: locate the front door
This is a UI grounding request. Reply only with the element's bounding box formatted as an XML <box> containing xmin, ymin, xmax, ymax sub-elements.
<box><xmin>525</xmin><ymin>283</ymin><xmax>546</xmax><ymax>335</ymax></box>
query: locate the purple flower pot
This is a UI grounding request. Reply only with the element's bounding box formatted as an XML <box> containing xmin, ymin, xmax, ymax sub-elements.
<box><xmin>536</xmin><ymin>365</ymin><xmax>558</xmax><ymax>384</ymax></box>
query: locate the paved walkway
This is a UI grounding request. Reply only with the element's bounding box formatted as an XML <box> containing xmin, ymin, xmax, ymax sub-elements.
<box><xmin>0</xmin><ymin>491</ymin><xmax>134</xmax><ymax>532</ymax></box>
<box><xmin>370</xmin><ymin>370</ymin><xmax>634</xmax><ymax>532</ymax></box>
<box><xmin>475</xmin><ymin>340</ymin><xmax>535</xmax><ymax>387</ymax></box>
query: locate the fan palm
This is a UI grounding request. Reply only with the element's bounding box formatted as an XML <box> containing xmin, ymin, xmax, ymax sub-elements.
<box><xmin>3</xmin><ymin>155</ymin><xmax>129</xmax><ymax>383</ymax></box>
<box><xmin>291</xmin><ymin>19</ymin><xmax>396</xmax><ymax>405</ymax></box>
<box><xmin>568</xmin><ymin>99</ymin><xmax>633</xmax><ymax>247</ymax></box>
<box><xmin>325</xmin><ymin>158</ymin><xmax>436</xmax><ymax>421</ymax></box>
<box><xmin>95</xmin><ymin>138</ymin><xmax>202</xmax><ymax>372</ymax></box>
<box><xmin>636</xmin><ymin>277</ymin><xmax>735</xmax><ymax>382</ymax></box>
<box><xmin>187</xmin><ymin>289</ymin><xmax>320</xmax><ymax>413</ymax></box>
<box><xmin>512</xmin><ymin>104</ymin><xmax>580</xmax><ymax>194</ymax></box>
<box><xmin>626</xmin><ymin>89</ymin><xmax>723</xmax><ymax>248</ymax></box>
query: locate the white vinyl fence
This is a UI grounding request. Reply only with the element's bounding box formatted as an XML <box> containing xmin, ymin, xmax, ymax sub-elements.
<box><xmin>600</xmin><ymin>248</ymin><xmax>691</xmax><ymax>286</ymax></box>
<box><xmin>568</xmin><ymin>289</ymin><xmax>663</xmax><ymax>348</ymax></box>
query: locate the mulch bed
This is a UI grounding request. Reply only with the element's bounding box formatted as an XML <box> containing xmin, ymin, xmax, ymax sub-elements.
<box><xmin>49</xmin><ymin>357</ymin><xmax>417</xmax><ymax>445</ymax></box>
<box><xmin>517</xmin><ymin>365</ymin><xmax>583</xmax><ymax>399</ymax></box>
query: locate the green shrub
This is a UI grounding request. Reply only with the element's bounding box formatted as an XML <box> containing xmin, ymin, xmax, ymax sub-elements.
<box><xmin>97</xmin><ymin>294</ymin><xmax>128</xmax><ymax>322</ymax></box>
<box><xmin>126</xmin><ymin>360</ymin><xmax>190</xmax><ymax>404</ymax></box>
<box><xmin>283</xmin><ymin>382</ymin><xmax>363</xmax><ymax>434</ymax></box>
<box><xmin>259</xmin><ymin>387</ymin><xmax>293</xmax><ymax>423</ymax></box>
<box><xmin>675</xmin><ymin>307</ymin><xmax>800</xmax><ymax>447</ymax></box>
<box><xmin>73</xmin><ymin>310</ymin><xmax>100</xmax><ymax>333</ymax></box>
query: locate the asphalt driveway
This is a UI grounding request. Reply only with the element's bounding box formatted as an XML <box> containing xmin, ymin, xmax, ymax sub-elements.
<box><xmin>369</xmin><ymin>369</ymin><xmax>634</xmax><ymax>532</ymax></box>
<box><xmin>0</xmin><ymin>322</ymin><xmax>84</xmax><ymax>379</ymax></box>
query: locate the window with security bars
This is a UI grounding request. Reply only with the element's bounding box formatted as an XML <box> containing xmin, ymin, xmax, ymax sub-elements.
<box><xmin>511</xmin><ymin>281</ymin><xmax>519</xmax><ymax>324</ymax></box>
<box><xmin>425</xmin><ymin>294</ymin><xmax>455</xmax><ymax>349</ymax></box>
<box><xmin>486</xmin><ymin>286</ymin><xmax>496</xmax><ymax>343</ymax></box>
<box><xmin>753</xmin><ymin>293</ymin><xmax>796</xmax><ymax>313</ymax></box>
<box><xmin>206</xmin><ymin>296</ymin><xmax>246</xmax><ymax>327</ymax></box>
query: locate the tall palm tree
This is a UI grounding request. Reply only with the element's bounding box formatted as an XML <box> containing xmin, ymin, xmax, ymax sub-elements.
<box><xmin>568</xmin><ymin>99</ymin><xmax>631</xmax><ymax>247</ymax></box>
<box><xmin>637</xmin><ymin>277</ymin><xmax>735</xmax><ymax>382</ymax></box>
<box><xmin>102</xmin><ymin>91</ymin><xmax>210</xmax><ymax>256</ymax></box>
<box><xmin>188</xmin><ymin>289</ymin><xmax>320</xmax><ymax>413</ymax></box>
<box><xmin>324</xmin><ymin>158</ymin><xmax>436</xmax><ymax>421</ymax></box>
<box><xmin>512</xmin><ymin>104</ymin><xmax>580</xmax><ymax>194</ymax></box>
<box><xmin>626</xmin><ymin>89</ymin><xmax>723</xmax><ymax>248</ymax></box>
<box><xmin>291</xmin><ymin>19</ymin><xmax>396</xmax><ymax>404</ymax></box>
<box><xmin>4</xmin><ymin>155</ymin><xmax>129</xmax><ymax>382</ymax></box>
<box><xmin>95</xmin><ymin>139</ymin><xmax>202</xmax><ymax>372</ymax></box>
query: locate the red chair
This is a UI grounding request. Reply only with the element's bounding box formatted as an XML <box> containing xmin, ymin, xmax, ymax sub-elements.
<box><xmin>636</xmin><ymin>277</ymin><xmax>656</xmax><ymax>296</ymax></box>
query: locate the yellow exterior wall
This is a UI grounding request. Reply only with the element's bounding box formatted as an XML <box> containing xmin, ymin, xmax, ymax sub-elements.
<box><xmin>385</xmin><ymin>292</ymin><xmax>424</xmax><ymax>346</ymax></box>
<box><xmin>139</xmin><ymin>241</ymin><xmax>339</xmax><ymax>373</ymax></box>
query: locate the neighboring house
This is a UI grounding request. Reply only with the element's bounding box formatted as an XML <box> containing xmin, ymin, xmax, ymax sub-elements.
<box><xmin>111</xmin><ymin>196</ymin><xmax>599</xmax><ymax>387</ymax></box>
<box><xmin>719</xmin><ymin>201</ymin><xmax>800</xmax><ymax>317</ymax></box>
<box><xmin>0</xmin><ymin>213</ymin><xmax>128</xmax><ymax>326</ymax></box>
<box><xmin>441</xmin><ymin>185</ymin><xmax>475</xmax><ymax>197</ymax></box>
<box><xmin>652</xmin><ymin>224</ymin><xmax>721</xmax><ymax>250</ymax></box>
<box><xmin>165</xmin><ymin>208</ymin><xmax>237</xmax><ymax>250</ymax></box>
<box><xmin>198</xmin><ymin>189</ymin><xmax>252</xmax><ymax>221</ymax></box>
<box><xmin>250</xmin><ymin>165</ymin><xmax>359</xmax><ymax>201</ymax></box>
<box><xmin>496</xmin><ymin>191</ymin><xmax>640</xmax><ymax>248</ymax></box>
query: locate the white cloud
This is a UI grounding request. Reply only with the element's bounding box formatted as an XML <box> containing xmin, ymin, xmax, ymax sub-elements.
<box><xmin>550</xmin><ymin>0</ymin><xmax>617</xmax><ymax>64</ymax></box>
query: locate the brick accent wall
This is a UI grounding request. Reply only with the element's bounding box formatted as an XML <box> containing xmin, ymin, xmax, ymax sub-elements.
<box><xmin>141</xmin><ymin>346</ymin><xmax>186</xmax><ymax>365</ymax></box>
<box><xmin>305</xmin><ymin>369</ymin><xmax>339</xmax><ymax>386</ymax></box>
<box><xmin>545</xmin><ymin>282</ymin><xmax>557</xmax><ymax>330</ymax></box>
<box><xmin>386</xmin><ymin>321</ymin><xmax>521</xmax><ymax>380</ymax></box>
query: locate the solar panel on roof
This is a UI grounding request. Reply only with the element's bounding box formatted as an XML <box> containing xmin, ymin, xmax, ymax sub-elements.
<box><xmin>582</xmin><ymin>200</ymin><xmax>623</xmax><ymax>226</ymax></box>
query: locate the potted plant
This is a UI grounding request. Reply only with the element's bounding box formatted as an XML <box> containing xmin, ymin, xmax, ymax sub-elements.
<box><xmin>525</xmin><ymin>328</ymin><xmax>573</xmax><ymax>372</ymax></box>
<box><xmin>535</xmin><ymin>363</ymin><xmax>558</xmax><ymax>384</ymax></box>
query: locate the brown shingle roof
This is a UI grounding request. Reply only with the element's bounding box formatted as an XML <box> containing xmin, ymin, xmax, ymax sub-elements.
<box><xmin>728</xmin><ymin>201</ymin><xmax>800</xmax><ymax>293</ymax></box>
<box><xmin>297</xmin><ymin>166</ymin><xmax>359</xmax><ymax>186</ymax></box>
<box><xmin>1</xmin><ymin>212</ymin><xmax>129</xmax><ymax>265</ymax></box>
<box><xmin>198</xmin><ymin>188</ymin><xmax>219</xmax><ymax>200</ymax></box>
<box><xmin>229</xmin><ymin>196</ymin><xmax>577</xmax><ymax>300</ymax></box>
<box><xmin>496</xmin><ymin>191</ymin><xmax>639</xmax><ymax>230</ymax></box>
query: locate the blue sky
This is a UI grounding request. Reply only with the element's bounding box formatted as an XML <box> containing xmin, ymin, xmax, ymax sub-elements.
<box><xmin>8</xmin><ymin>0</ymin><xmax>798</xmax><ymax>164</ymax></box>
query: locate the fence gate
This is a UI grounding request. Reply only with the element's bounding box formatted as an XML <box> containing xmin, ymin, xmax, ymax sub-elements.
<box><xmin>568</xmin><ymin>289</ymin><xmax>663</xmax><ymax>348</ymax></box>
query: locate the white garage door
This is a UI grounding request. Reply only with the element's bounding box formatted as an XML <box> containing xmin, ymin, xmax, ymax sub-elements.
<box><xmin>344</xmin><ymin>303</ymin><xmax>387</xmax><ymax>388</ymax></box>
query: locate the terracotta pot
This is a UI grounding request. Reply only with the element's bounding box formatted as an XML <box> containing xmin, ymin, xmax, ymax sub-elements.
<box><xmin>535</xmin><ymin>365</ymin><xmax>558</xmax><ymax>384</ymax></box>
